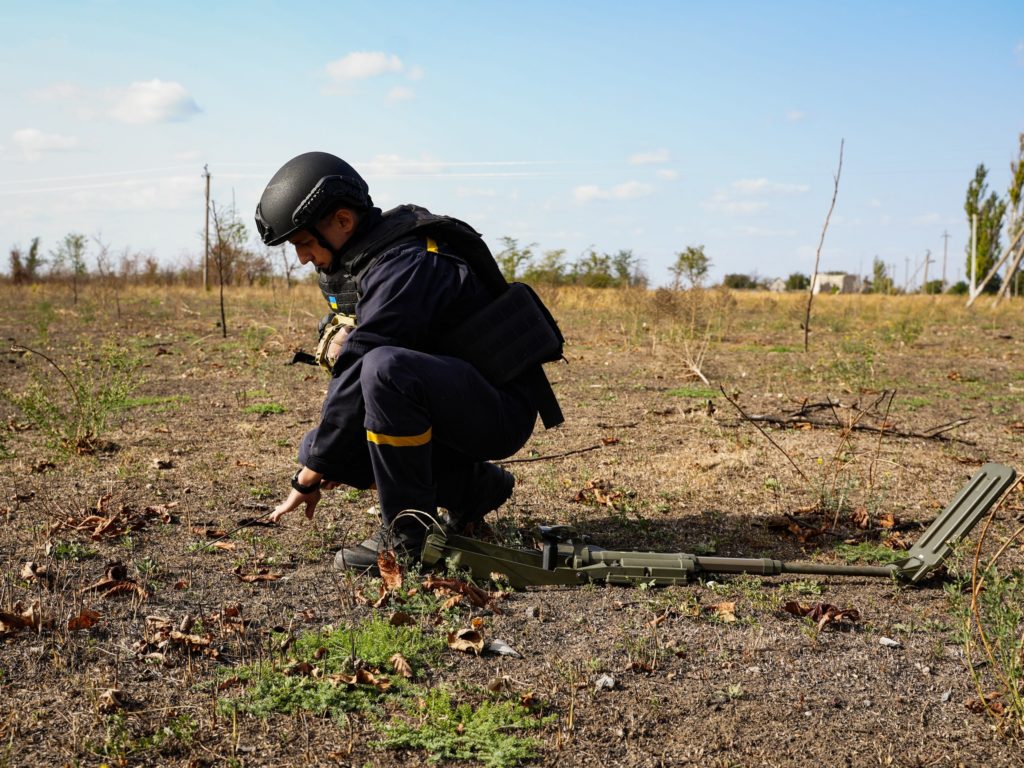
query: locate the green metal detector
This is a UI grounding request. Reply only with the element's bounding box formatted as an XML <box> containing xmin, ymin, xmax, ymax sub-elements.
<box><xmin>420</xmin><ymin>463</ymin><xmax>1017</xmax><ymax>589</ymax></box>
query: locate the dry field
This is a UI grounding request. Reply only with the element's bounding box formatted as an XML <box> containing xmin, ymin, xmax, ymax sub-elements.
<box><xmin>1</xmin><ymin>282</ymin><xmax>1023</xmax><ymax>767</ymax></box>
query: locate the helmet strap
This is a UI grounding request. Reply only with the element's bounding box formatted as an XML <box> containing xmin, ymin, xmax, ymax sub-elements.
<box><xmin>307</xmin><ymin>224</ymin><xmax>347</xmax><ymax>274</ymax></box>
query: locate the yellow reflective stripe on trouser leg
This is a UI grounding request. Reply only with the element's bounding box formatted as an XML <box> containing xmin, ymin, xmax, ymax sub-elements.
<box><xmin>426</xmin><ymin>237</ymin><xmax>439</xmax><ymax>253</ymax></box>
<box><xmin>366</xmin><ymin>427</ymin><xmax>432</xmax><ymax>447</ymax></box>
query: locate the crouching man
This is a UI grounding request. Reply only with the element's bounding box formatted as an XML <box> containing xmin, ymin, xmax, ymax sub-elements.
<box><xmin>256</xmin><ymin>152</ymin><xmax>563</xmax><ymax>571</ymax></box>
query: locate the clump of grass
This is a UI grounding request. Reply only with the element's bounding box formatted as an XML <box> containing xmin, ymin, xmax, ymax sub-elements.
<box><xmin>667</xmin><ymin>386</ymin><xmax>718</xmax><ymax>399</ymax></box>
<box><xmin>947</xmin><ymin>503</ymin><xmax>1024</xmax><ymax>735</ymax></box>
<box><xmin>222</xmin><ymin>606</ymin><xmax>551</xmax><ymax>765</ymax></box>
<box><xmin>380</xmin><ymin>687</ymin><xmax>552</xmax><ymax>768</ymax></box>
<box><xmin>835</xmin><ymin>540</ymin><xmax>904</xmax><ymax>566</ymax></box>
<box><xmin>243</xmin><ymin>402</ymin><xmax>285</xmax><ymax>415</ymax></box>
<box><xmin>221</xmin><ymin>615</ymin><xmax>444</xmax><ymax>718</ymax></box>
<box><xmin>3</xmin><ymin>342</ymin><xmax>141</xmax><ymax>454</ymax></box>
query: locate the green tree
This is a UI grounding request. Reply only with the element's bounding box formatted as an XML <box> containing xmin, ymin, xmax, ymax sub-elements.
<box><xmin>722</xmin><ymin>273</ymin><xmax>758</xmax><ymax>290</ymax></box>
<box><xmin>495</xmin><ymin>237</ymin><xmax>534</xmax><ymax>281</ymax></box>
<box><xmin>871</xmin><ymin>258</ymin><xmax>894</xmax><ymax>294</ymax></box>
<box><xmin>1007</xmin><ymin>134</ymin><xmax>1024</xmax><ymax>291</ymax></box>
<box><xmin>50</xmin><ymin>232</ymin><xmax>89</xmax><ymax>304</ymax></box>
<box><xmin>964</xmin><ymin>164</ymin><xmax>1007</xmax><ymax>293</ymax></box>
<box><xmin>610</xmin><ymin>249</ymin><xmax>646</xmax><ymax>288</ymax></box>
<box><xmin>570</xmin><ymin>249</ymin><xmax>613</xmax><ymax>288</ymax></box>
<box><xmin>785</xmin><ymin>272</ymin><xmax>810</xmax><ymax>291</ymax></box>
<box><xmin>669</xmin><ymin>245</ymin><xmax>710</xmax><ymax>289</ymax></box>
<box><xmin>522</xmin><ymin>248</ymin><xmax>568</xmax><ymax>286</ymax></box>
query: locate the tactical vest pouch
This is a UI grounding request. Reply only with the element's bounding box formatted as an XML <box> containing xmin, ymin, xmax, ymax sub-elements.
<box><xmin>439</xmin><ymin>282</ymin><xmax>564</xmax><ymax>385</ymax></box>
<box><xmin>314</xmin><ymin>313</ymin><xmax>356</xmax><ymax>372</ymax></box>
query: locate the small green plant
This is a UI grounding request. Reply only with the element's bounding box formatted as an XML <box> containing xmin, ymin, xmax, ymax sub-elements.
<box><xmin>835</xmin><ymin>541</ymin><xmax>903</xmax><ymax>566</ymax></box>
<box><xmin>3</xmin><ymin>343</ymin><xmax>141</xmax><ymax>455</ymax></box>
<box><xmin>380</xmin><ymin>687</ymin><xmax>552</xmax><ymax>768</ymax></box>
<box><xmin>249</xmin><ymin>485</ymin><xmax>274</xmax><ymax>500</ymax></box>
<box><xmin>243</xmin><ymin>403</ymin><xmax>285</xmax><ymax>416</ymax></box>
<box><xmin>779</xmin><ymin>579</ymin><xmax>825</xmax><ymax>597</ymax></box>
<box><xmin>667</xmin><ymin>386</ymin><xmax>719</xmax><ymax>399</ymax></box>
<box><xmin>947</xmin><ymin>516</ymin><xmax>1024</xmax><ymax>734</ymax></box>
<box><xmin>50</xmin><ymin>540</ymin><xmax>99</xmax><ymax>561</ymax></box>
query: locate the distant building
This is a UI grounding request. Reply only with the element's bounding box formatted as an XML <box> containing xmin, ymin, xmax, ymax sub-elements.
<box><xmin>812</xmin><ymin>272</ymin><xmax>862</xmax><ymax>294</ymax></box>
<box><xmin>768</xmin><ymin>277</ymin><xmax>787</xmax><ymax>292</ymax></box>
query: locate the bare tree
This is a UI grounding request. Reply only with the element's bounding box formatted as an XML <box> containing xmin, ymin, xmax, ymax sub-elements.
<box><xmin>803</xmin><ymin>139</ymin><xmax>844</xmax><ymax>353</ymax></box>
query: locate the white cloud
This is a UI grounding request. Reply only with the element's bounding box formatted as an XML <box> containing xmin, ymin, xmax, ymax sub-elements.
<box><xmin>387</xmin><ymin>86</ymin><xmax>415</xmax><ymax>102</ymax></box>
<box><xmin>33</xmin><ymin>81</ymin><xmax>84</xmax><ymax>102</ymax></box>
<box><xmin>456</xmin><ymin>187</ymin><xmax>498</xmax><ymax>198</ymax></box>
<box><xmin>629</xmin><ymin>148</ymin><xmax>670</xmax><ymax>165</ymax></box>
<box><xmin>13</xmin><ymin>128</ymin><xmax>80</xmax><ymax>161</ymax></box>
<box><xmin>786</xmin><ymin>110</ymin><xmax>806</xmax><ymax>122</ymax></box>
<box><xmin>702</xmin><ymin>193</ymin><xmax>768</xmax><ymax>215</ymax></box>
<box><xmin>731</xmin><ymin>178</ymin><xmax>809</xmax><ymax>195</ymax></box>
<box><xmin>736</xmin><ymin>225</ymin><xmax>798</xmax><ymax>237</ymax></box>
<box><xmin>363</xmin><ymin>154</ymin><xmax>446</xmax><ymax>177</ymax></box>
<box><xmin>326</xmin><ymin>51</ymin><xmax>404</xmax><ymax>82</ymax></box>
<box><xmin>573</xmin><ymin>181</ymin><xmax>653</xmax><ymax>203</ymax></box>
<box><xmin>703</xmin><ymin>177</ymin><xmax>807</xmax><ymax>215</ymax></box>
<box><xmin>107</xmin><ymin>80</ymin><xmax>201</xmax><ymax>124</ymax></box>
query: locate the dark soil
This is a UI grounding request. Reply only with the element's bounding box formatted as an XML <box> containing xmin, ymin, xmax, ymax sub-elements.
<box><xmin>1</xmin><ymin>284</ymin><xmax>1023</xmax><ymax>767</ymax></box>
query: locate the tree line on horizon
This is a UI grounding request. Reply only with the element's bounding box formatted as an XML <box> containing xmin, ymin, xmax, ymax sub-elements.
<box><xmin>6</xmin><ymin>133</ymin><xmax>1023</xmax><ymax>297</ymax></box>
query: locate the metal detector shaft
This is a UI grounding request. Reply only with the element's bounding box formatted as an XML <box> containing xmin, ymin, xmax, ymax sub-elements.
<box><xmin>421</xmin><ymin>463</ymin><xmax>1016</xmax><ymax>588</ymax></box>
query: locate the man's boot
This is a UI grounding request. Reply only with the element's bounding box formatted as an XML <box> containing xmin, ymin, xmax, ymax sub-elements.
<box><xmin>443</xmin><ymin>463</ymin><xmax>514</xmax><ymax>534</ymax></box>
<box><xmin>334</xmin><ymin>514</ymin><xmax>432</xmax><ymax>573</ymax></box>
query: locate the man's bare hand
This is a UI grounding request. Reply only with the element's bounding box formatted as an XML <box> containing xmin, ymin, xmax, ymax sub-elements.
<box><xmin>269</xmin><ymin>487</ymin><xmax>321</xmax><ymax>523</ymax></box>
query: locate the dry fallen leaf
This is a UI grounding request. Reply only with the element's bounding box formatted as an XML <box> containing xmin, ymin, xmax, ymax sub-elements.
<box><xmin>850</xmin><ymin>507</ymin><xmax>870</xmax><ymax>529</ymax></box>
<box><xmin>233</xmin><ymin>567</ymin><xmax>281</xmax><ymax>583</ymax></box>
<box><xmin>391</xmin><ymin>652</ymin><xmax>413</xmax><ymax>679</ymax></box>
<box><xmin>98</xmin><ymin>688</ymin><xmax>125</xmax><ymax>713</ymax></box>
<box><xmin>782</xmin><ymin>601</ymin><xmax>860</xmax><ymax>631</ymax></box>
<box><xmin>706</xmin><ymin>602</ymin><xmax>737</xmax><ymax>623</ymax></box>
<box><xmin>389</xmin><ymin>611</ymin><xmax>415</xmax><ymax>627</ymax></box>
<box><xmin>68</xmin><ymin>608</ymin><xmax>101</xmax><ymax>631</ymax></box>
<box><xmin>378</xmin><ymin>550</ymin><xmax>404</xmax><ymax>592</ymax></box>
<box><xmin>447</xmin><ymin>628</ymin><xmax>485</xmax><ymax>655</ymax></box>
<box><xmin>0</xmin><ymin>600</ymin><xmax>48</xmax><ymax>636</ymax></box>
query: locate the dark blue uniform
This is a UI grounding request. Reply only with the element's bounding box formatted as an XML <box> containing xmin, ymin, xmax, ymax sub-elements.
<box><xmin>299</xmin><ymin>236</ymin><xmax>539</xmax><ymax>529</ymax></box>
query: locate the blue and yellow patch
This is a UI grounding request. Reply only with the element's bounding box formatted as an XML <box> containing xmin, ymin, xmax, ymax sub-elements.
<box><xmin>327</xmin><ymin>295</ymin><xmax>338</xmax><ymax>310</ymax></box>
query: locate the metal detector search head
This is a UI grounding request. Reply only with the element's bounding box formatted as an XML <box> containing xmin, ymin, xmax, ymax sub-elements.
<box><xmin>891</xmin><ymin>462</ymin><xmax>1016</xmax><ymax>582</ymax></box>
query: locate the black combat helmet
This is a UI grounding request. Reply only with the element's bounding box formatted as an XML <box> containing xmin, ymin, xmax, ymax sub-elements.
<box><xmin>255</xmin><ymin>152</ymin><xmax>373</xmax><ymax>246</ymax></box>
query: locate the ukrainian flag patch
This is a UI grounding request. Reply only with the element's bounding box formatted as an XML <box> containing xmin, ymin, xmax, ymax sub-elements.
<box><xmin>328</xmin><ymin>295</ymin><xmax>338</xmax><ymax>310</ymax></box>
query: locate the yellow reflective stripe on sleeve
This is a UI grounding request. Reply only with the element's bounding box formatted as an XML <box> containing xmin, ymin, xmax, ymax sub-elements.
<box><xmin>366</xmin><ymin>427</ymin><xmax>432</xmax><ymax>447</ymax></box>
<box><xmin>426</xmin><ymin>237</ymin><xmax>439</xmax><ymax>253</ymax></box>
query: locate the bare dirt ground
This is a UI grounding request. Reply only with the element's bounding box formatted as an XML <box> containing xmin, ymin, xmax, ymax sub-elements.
<box><xmin>1</xmin><ymin>282</ymin><xmax>1023</xmax><ymax>767</ymax></box>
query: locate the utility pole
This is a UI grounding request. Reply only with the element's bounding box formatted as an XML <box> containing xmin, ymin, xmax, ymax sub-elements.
<box><xmin>922</xmin><ymin>249</ymin><xmax>931</xmax><ymax>292</ymax></box>
<box><xmin>203</xmin><ymin>164</ymin><xmax>211</xmax><ymax>292</ymax></box>
<box><xmin>941</xmin><ymin>230</ymin><xmax>950</xmax><ymax>290</ymax></box>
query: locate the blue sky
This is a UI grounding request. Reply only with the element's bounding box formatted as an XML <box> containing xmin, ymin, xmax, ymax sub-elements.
<box><xmin>2</xmin><ymin>1</ymin><xmax>1022</xmax><ymax>286</ymax></box>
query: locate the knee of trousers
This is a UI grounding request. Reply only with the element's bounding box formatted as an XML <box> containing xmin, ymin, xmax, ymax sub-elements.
<box><xmin>359</xmin><ymin>347</ymin><xmax>425</xmax><ymax>404</ymax></box>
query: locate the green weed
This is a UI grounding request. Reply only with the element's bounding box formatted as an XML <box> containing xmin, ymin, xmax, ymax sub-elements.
<box><xmin>667</xmin><ymin>386</ymin><xmax>719</xmax><ymax>399</ymax></box>
<box><xmin>243</xmin><ymin>403</ymin><xmax>285</xmax><ymax>416</ymax></box>
<box><xmin>835</xmin><ymin>541</ymin><xmax>904</xmax><ymax>566</ymax></box>
<box><xmin>380</xmin><ymin>687</ymin><xmax>552</xmax><ymax>768</ymax></box>
<box><xmin>3</xmin><ymin>343</ymin><xmax>142</xmax><ymax>455</ymax></box>
<box><xmin>49</xmin><ymin>540</ymin><xmax>99</xmax><ymax>561</ymax></box>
